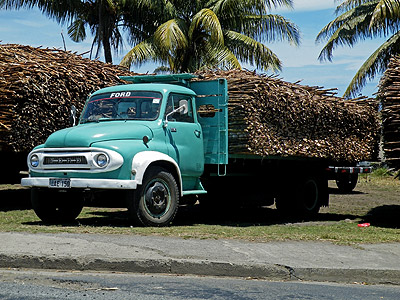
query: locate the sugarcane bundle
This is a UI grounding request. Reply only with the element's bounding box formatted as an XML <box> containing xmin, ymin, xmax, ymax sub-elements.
<box><xmin>0</xmin><ymin>44</ymin><xmax>138</xmax><ymax>152</ymax></box>
<box><xmin>195</xmin><ymin>69</ymin><xmax>380</xmax><ymax>163</ymax></box>
<box><xmin>0</xmin><ymin>44</ymin><xmax>380</xmax><ymax>163</ymax></box>
<box><xmin>377</xmin><ymin>56</ymin><xmax>400</xmax><ymax>169</ymax></box>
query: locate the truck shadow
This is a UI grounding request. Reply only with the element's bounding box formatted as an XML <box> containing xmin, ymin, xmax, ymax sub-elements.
<box><xmin>328</xmin><ymin>187</ymin><xmax>365</xmax><ymax>195</ymax></box>
<box><xmin>68</xmin><ymin>203</ymin><xmax>360</xmax><ymax>228</ymax></box>
<box><xmin>77</xmin><ymin>210</ymin><xmax>131</xmax><ymax>227</ymax></box>
<box><xmin>173</xmin><ymin>204</ymin><xmax>360</xmax><ymax>227</ymax></box>
<box><xmin>19</xmin><ymin>193</ymin><xmax>365</xmax><ymax>228</ymax></box>
<box><xmin>25</xmin><ymin>203</ymin><xmax>400</xmax><ymax>229</ymax></box>
<box><xmin>0</xmin><ymin>188</ymin><xmax>31</xmax><ymax>211</ymax></box>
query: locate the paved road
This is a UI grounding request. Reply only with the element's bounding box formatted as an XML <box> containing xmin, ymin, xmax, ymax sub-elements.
<box><xmin>1</xmin><ymin>269</ymin><xmax>400</xmax><ymax>300</ymax></box>
<box><xmin>1</xmin><ymin>232</ymin><xmax>400</xmax><ymax>285</ymax></box>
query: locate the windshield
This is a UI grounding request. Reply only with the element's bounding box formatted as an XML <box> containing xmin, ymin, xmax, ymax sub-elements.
<box><xmin>80</xmin><ymin>91</ymin><xmax>162</xmax><ymax>123</ymax></box>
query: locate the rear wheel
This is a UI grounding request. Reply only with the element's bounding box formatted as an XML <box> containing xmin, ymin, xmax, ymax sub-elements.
<box><xmin>275</xmin><ymin>176</ymin><xmax>327</xmax><ymax>218</ymax></box>
<box><xmin>128</xmin><ymin>166</ymin><xmax>179</xmax><ymax>226</ymax></box>
<box><xmin>336</xmin><ymin>173</ymin><xmax>358</xmax><ymax>193</ymax></box>
<box><xmin>31</xmin><ymin>188</ymin><xmax>84</xmax><ymax>223</ymax></box>
<box><xmin>299</xmin><ymin>177</ymin><xmax>324</xmax><ymax>215</ymax></box>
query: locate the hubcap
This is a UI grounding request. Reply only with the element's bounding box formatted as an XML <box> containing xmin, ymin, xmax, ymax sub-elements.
<box><xmin>144</xmin><ymin>181</ymin><xmax>170</xmax><ymax>217</ymax></box>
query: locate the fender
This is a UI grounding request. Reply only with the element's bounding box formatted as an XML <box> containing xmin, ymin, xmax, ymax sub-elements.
<box><xmin>131</xmin><ymin>151</ymin><xmax>183</xmax><ymax>195</ymax></box>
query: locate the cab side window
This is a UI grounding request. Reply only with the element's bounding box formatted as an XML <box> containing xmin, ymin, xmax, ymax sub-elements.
<box><xmin>165</xmin><ymin>93</ymin><xmax>194</xmax><ymax>123</ymax></box>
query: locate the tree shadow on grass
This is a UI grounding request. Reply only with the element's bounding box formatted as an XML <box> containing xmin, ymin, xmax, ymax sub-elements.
<box><xmin>361</xmin><ymin>205</ymin><xmax>400</xmax><ymax>229</ymax></box>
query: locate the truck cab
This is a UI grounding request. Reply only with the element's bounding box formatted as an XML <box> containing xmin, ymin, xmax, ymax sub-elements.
<box><xmin>22</xmin><ymin>74</ymin><xmax>228</xmax><ymax>226</ymax></box>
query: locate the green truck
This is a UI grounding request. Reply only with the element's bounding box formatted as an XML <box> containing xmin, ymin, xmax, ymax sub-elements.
<box><xmin>21</xmin><ymin>74</ymin><xmax>371</xmax><ymax>226</ymax></box>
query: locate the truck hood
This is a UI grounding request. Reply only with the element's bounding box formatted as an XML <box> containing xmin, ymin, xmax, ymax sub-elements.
<box><xmin>44</xmin><ymin>122</ymin><xmax>153</xmax><ymax>148</ymax></box>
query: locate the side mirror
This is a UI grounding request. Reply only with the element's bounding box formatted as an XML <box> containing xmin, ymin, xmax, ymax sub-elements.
<box><xmin>178</xmin><ymin>99</ymin><xmax>188</xmax><ymax>115</ymax></box>
<box><xmin>163</xmin><ymin>101</ymin><xmax>188</xmax><ymax>127</ymax></box>
<box><xmin>70</xmin><ymin>105</ymin><xmax>77</xmax><ymax>127</ymax></box>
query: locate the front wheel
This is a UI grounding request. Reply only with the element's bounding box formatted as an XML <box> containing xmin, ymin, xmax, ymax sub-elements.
<box><xmin>128</xmin><ymin>166</ymin><xmax>179</xmax><ymax>226</ymax></box>
<box><xmin>31</xmin><ymin>188</ymin><xmax>84</xmax><ymax>223</ymax></box>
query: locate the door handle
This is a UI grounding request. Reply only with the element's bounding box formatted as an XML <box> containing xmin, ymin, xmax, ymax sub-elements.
<box><xmin>194</xmin><ymin>129</ymin><xmax>201</xmax><ymax>138</ymax></box>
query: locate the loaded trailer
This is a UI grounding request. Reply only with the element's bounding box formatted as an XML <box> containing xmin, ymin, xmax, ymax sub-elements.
<box><xmin>21</xmin><ymin>74</ymin><xmax>371</xmax><ymax>226</ymax></box>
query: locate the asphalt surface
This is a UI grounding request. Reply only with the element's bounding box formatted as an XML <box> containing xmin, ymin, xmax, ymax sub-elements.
<box><xmin>1</xmin><ymin>232</ymin><xmax>400</xmax><ymax>285</ymax></box>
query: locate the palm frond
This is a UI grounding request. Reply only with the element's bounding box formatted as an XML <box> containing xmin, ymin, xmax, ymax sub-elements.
<box><xmin>316</xmin><ymin>1</ymin><xmax>389</xmax><ymax>62</ymax></box>
<box><xmin>335</xmin><ymin>0</ymin><xmax>376</xmax><ymax>13</ymax></box>
<box><xmin>209</xmin><ymin>0</ymin><xmax>293</xmax><ymax>12</ymax></box>
<box><xmin>317</xmin><ymin>14</ymin><xmax>375</xmax><ymax>61</ymax></box>
<box><xmin>200</xmin><ymin>41</ymin><xmax>242</xmax><ymax>69</ymax></box>
<box><xmin>225</xmin><ymin>30</ymin><xmax>281</xmax><ymax>72</ymax></box>
<box><xmin>189</xmin><ymin>8</ymin><xmax>223</xmax><ymax>45</ymax></box>
<box><xmin>0</xmin><ymin>0</ymin><xmax>84</xmax><ymax>24</ymax></box>
<box><xmin>370</xmin><ymin>0</ymin><xmax>400</xmax><ymax>28</ymax></box>
<box><xmin>317</xmin><ymin>1</ymin><xmax>378</xmax><ymax>42</ymax></box>
<box><xmin>344</xmin><ymin>30</ymin><xmax>400</xmax><ymax>97</ymax></box>
<box><xmin>120</xmin><ymin>0</ymin><xmax>296</xmax><ymax>72</ymax></box>
<box><xmin>241</xmin><ymin>14</ymin><xmax>300</xmax><ymax>45</ymax></box>
<box><xmin>120</xmin><ymin>40</ymin><xmax>157</xmax><ymax>67</ymax></box>
<box><xmin>154</xmin><ymin>19</ymin><xmax>188</xmax><ymax>52</ymax></box>
<box><xmin>212</xmin><ymin>46</ymin><xmax>241</xmax><ymax>69</ymax></box>
<box><xmin>153</xmin><ymin>65</ymin><xmax>172</xmax><ymax>74</ymax></box>
<box><xmin>67</xmin><ymin>18</ymin><xmax>86</xmax><ymax>42</ymax></box>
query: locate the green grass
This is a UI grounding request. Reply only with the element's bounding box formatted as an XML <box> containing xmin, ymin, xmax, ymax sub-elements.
<box><xmin>1</xmin><ymin>208</ymin><xmax>399</xmax><ymax>245</ymax></box>
<box><xmin>0</xmin><ymin>175</ymin><xmax>399</xmax><ymax>245</ymax></box>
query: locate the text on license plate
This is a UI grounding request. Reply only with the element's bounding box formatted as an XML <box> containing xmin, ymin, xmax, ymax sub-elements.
<box><xmin>49</xmin><ymin>178</ymin><xmax>71</xmax><ymax>188</ymax></box>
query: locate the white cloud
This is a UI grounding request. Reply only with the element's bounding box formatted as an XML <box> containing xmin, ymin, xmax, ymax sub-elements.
<box><xmin>292</xmin><ymin>0</ymin><xmax>337</xmax><ymax>11</ymax></box>
<box><xmin>273</xmin><ymin>0</ymin><xmax>337</xmax><ymax>12</ymax></box>
<box><xmin>13</xmin><ymin>19</ymin><xmax>46</xmax><ymax>28</ymax></box>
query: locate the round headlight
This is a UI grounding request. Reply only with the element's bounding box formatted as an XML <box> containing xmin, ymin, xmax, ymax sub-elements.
<box><xmin>96</xmin><ymin>154</ymin><xmax>108</xmax><ymax>168</ymax></box>
<box><xmin>30</xmin><ymin>154</ymin><xmax>39</xmax><ymax>168</ymax></box>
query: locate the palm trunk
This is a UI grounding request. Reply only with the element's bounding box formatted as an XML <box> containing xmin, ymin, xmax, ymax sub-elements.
<box><xmin>99</xmin><ymin>0</ymin><xmax>113</xmax><ymax>64</ymax></box>
<box><xmin>103</xmin><ymin>37</ymin><xmax>113</xmax><ymax>64</ymax></box>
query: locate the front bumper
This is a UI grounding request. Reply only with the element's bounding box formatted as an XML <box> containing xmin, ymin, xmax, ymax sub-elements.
<box><xmin>21</xmin><ymin>177</ymin><xmax>138</xmax><ymax>190</ymax></box>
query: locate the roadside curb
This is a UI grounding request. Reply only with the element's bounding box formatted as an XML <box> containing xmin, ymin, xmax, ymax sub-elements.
<box><xmin>1</xmin><ymin>254</ymin><xmax>399</xmax><ymax>285</ymax></box>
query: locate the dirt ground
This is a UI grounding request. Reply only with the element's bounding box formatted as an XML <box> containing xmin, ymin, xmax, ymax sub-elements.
<box><xmin>321</xmin><ymin>176</ymin><xmax>400</xmax><ymax>228</ymax></box>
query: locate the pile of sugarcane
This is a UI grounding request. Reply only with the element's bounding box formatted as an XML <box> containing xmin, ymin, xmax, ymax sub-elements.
<box><xmin>0</xmin><ymin>44</ymin><xmax>380</xmax><ymax>163</ymax></box>
<box><xmin>195</xmin><ymin>69</ymin><xmax>380</xmax><ymax>163</ymax></box>
<box><xmin>377</xmin><ymin>56</ymin><xmax>400</xmax><ymax>169</ymax></box>
<box><xmin>0</xmin><ymin>44</ymin><xmax>137</xmax><ymax>152</ymax></box>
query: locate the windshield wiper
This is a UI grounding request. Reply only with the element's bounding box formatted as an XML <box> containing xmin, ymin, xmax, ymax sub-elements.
<box><xmin>81</xmin><ymin>119</ymin><xmax>99</xmax><ymax>124</ymax></box>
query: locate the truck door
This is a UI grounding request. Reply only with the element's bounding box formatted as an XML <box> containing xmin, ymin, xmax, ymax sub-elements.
<box><xmin>164</xmin><ymin>93</ymin><xmax>204</xmax><ymax>179</ymax></box>
<box><xmin>189</xmin><ymin>78</ymin><xmax>228</xmax><ymax>166</ymax></box>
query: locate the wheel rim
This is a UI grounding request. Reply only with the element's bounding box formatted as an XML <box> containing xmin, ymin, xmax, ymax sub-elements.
<box><xmin>303</xmin><ymin>180</ymin><xmax>318</xmax><ymax>211</ymax></box>
<box><xmin>144</xmin><ymin>179</ymin><xmax>171</xmax><ymax>218</ymax></box>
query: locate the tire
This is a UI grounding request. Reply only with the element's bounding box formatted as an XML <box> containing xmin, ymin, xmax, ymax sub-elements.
<box><xmin>128</xmin><ymin>166</ymin><xmax>179</xmax><ymax>226</ymax></box>
<box><xmin>276</xmin><ymin>176</ymin><xmax>327</xmax><ymax>218</ymax></box>
<box><xmin>31</xmin><ymin>188</ymin><xmax>84</xmax><ymax>223</ymax></box>
<box><xmin>336</xmin><ymin>173</ymin><xmax>358</xmax><ymax>193</ymax></box>
<box><xmin>298</xmin><ymin>177</ymin><xmax>324</xmax><ymax>216</ymax></box>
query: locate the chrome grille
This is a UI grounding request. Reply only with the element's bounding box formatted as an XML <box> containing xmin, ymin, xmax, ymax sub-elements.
<box><xmin>43</xmin><ymin>156</ymin><xmax>88</xmax><ymax>165</ymax></box>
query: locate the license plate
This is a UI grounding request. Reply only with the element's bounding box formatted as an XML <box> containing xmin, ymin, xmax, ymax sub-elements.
<box><xmin>49</xmin><ymin>178</ymin><xmax>71</xmax><ymax>188</ymax></box>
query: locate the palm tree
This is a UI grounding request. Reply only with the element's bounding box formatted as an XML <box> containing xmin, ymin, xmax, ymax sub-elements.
<box><xmin>0</xmin><ymin>0</ymin><xmax>157</xmax><ymax>64</ymax></box>
<box><xmin>120</xmin><ymin>0</ymin><xmax>300</xmax><ymax>73</ymax></box>
<box><xmin>316</xmin><ymin>0</ymin><xmax>400</xmax><ymax>98</ymax></box>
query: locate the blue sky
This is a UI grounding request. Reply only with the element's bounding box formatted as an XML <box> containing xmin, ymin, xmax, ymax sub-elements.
<box><xmin>0</xmin><ymin>0</ymin><xmax>385</xmax><ymax>97</ymax></box>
